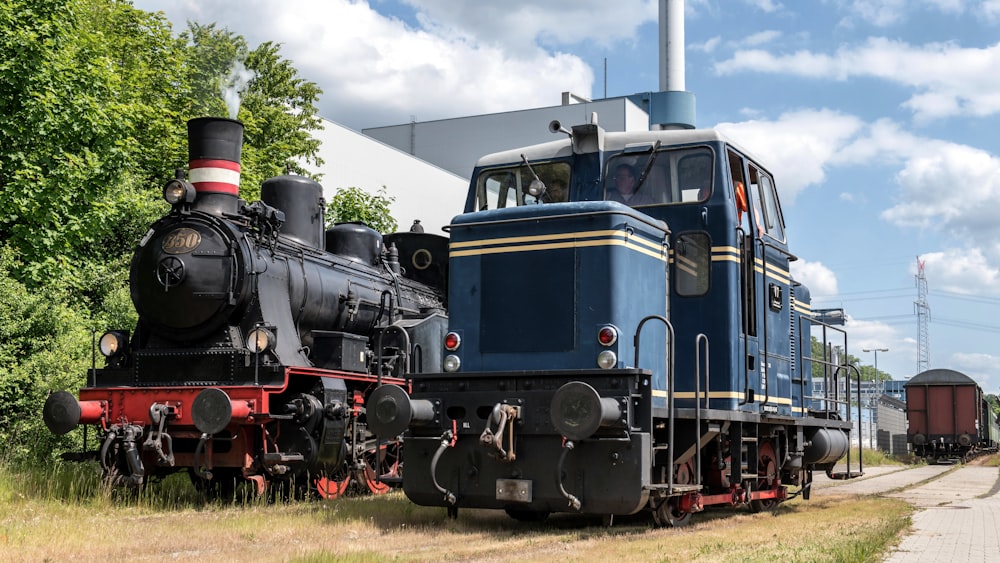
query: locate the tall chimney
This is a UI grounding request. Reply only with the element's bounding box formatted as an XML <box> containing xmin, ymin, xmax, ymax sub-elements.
<box><xmin>187</xmin><ymin>117</ymin><xmax>244</xmax><ymax>216</ymax></box>
<box><xmin>649</xmin><ymin>0</ymin><xmax>695</xmax><ymax>130</ymax></box>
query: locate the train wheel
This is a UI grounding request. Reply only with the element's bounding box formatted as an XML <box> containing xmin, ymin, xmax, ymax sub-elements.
<box><xmin>362</xmin><ymin>440</ymin><xmax>400</xmax><ymax>495</ymax></box>
<box><xmin>749</xmin><ymin>441</ymin><xmax>779</xmax><ymax>513</ymax></box>
<box><xmin>315</xmin><ymin>471</ymin><xmax>352</xmax><ymax>499</ymax></box>
<box><xmin>653</xmin><ymin>499</ymin><xmax>692</xmax><ymax>527</ymax></box>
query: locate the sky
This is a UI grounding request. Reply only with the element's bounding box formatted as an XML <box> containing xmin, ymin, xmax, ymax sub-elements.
<box><xmin>133</xmin><ymin>0</ymin><xmax>1000</xmax><ymax>393</ymax></box>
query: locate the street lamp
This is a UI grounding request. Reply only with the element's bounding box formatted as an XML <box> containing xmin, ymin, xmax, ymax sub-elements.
<box><xmin>863</xmin><ymin>347</ymin><xmax>889</xmax><ymax>450</ymax></box>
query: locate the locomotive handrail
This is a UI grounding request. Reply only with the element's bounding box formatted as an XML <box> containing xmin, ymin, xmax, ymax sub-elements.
<box><xmin>694</xmin><ymin>333</ymin><xmax>708</xmax><ymax>487</ymax></box>
<box><xmin>375</xmin><ymin>323</ymin><xmax>412</xmax><ymax>385</ymax></box>
<box><xmin>633</xmin><ymin>314</ymin><xmax>676</xmax><ymax>494</ymax></box>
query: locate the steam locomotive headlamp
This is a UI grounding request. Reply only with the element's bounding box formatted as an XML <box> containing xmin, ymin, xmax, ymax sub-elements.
<box><xmin>163</xmin><ymin>179</ymin><xmax>196</xmax><ymax>205</ymax></box>
<box><xmin>246</xmin><ymin>327</ymin><xmax>275</xmax><ymax>354</ymax></box>
<box><xmin>444</xmin><ymin>331</ymin><xmax>461</xmax><ymax>351</ymax></box>
<box><xmin>550</xmin><ymin>381</ymin><xmax>623</xmax><ymax>441</ymax></box>
<box><xmin>443</xmin><ymin>354</ymin><xmax>461</xmax><ymax>372</ymax></box>
<box><xmin>99</xmin><ymin>331</ymin><xmax>129</xmax><ymax>357</ymax></box>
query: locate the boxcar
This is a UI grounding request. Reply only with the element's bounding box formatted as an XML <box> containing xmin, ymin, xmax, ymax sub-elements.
<box><xmin>905</xmin><ymin>368</ymin><xmax>988</xmax><ymax>461</ymax></box>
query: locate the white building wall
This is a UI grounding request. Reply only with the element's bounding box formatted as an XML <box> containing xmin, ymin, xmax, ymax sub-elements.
<box><xmin>309</xmin><ymin>118</ymin><xmax>468</xmax><ymax>235</ymax></box>
<box><xmin>363</xmin><ymin>98</ymin><xmax>648</xmax><ymax>179</ymax></box>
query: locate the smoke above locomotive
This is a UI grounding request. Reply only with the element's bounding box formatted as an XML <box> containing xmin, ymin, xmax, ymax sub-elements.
<box><xmin>44</xmin><ymin>116</ymin><xmax>449</xmax><ymax>498</ymax></box>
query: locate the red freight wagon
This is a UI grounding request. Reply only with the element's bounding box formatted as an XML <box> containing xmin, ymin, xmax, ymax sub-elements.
<box><xmin>905</xmin><ymin>368</ymin><xmax>983</xmax><ymax>461</ymax></box>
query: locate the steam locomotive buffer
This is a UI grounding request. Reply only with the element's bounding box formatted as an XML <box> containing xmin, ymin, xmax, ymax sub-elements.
<box><xmin>44</xmin><ymin>118</ymin><xmax>448</xmax><ymax>498</ymax></box>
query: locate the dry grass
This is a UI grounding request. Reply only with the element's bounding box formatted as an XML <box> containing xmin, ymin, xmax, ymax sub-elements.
<box><xmin>0</xmin><ymin>461</ymin><xmax>911</xmax><ymax>563</ymax></box>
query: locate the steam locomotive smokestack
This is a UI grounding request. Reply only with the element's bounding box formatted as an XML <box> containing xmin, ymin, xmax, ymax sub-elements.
<box><xmin>187</xmin><ymin>117</ymin><xmax>244</xmax><ymax>216</ymax></box>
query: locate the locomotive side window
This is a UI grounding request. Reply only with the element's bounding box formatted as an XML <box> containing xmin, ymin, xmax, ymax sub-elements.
<box><xmin>475</xmin><ymin>162</ymin><xmax>571</xmax><ymax>210</ymax></box>
<box><xmin>675</xmin><ymin>232</ymin><xmax>711</xmax><ymax>296</ymax></box>
<box><xmin>747</xmin><ymin>165</ymin><xmax>786</xmax><ymax>242</ymax></box>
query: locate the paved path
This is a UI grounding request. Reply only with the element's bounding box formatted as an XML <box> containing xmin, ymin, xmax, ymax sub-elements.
<box><xmin>883</xmin><ymin>465</ymin><xmax>1000</xmax><ymax>562</ymax></box>
<box><xmin>810</xmin><ymin>463</ymin><xmax>1000</xmax><ymax>561</ymax></box>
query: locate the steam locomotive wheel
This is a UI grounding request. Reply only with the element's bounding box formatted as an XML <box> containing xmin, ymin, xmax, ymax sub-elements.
<box><xmin>653</xmin><ymin>498</ymin><xmax>692</xmax><ymax>527</ymax></box>
<box><xmin>749</xmin><ymin>441</ymin><xmax>779</xmax><ymax>513</ymax></box>
<box><xmin>315</xmin><ymin>470</ymin><xmax>352</xmax><ymax>499</ymax></box>
<box><xmin>362</xmin><ymin>441</ymin><xmax>401</xmax><ymax>494</ymax></box>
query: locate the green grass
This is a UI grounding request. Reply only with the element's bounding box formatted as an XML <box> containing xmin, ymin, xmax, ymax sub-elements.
<box><xmin>0</xmin><ymin>459</ymin><xmax>914</xmax><ymax>562</ymax></box>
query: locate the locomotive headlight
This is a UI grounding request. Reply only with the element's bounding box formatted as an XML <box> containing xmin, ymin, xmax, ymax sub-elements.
<box><xmin>99</xmin><ymin>331</ymin><xmax>128</xmax><ymax>357</ymax></box>
<box><xmin>597</xmin><ymin>350</ymin><xmax>617</xmax><ymax>369</ymax></box>
<box><xmin>246</xmin><ymin>327</ymin><xmax>275</xmax><ymax>354</ymax></box>
<box><xmin>443</xmin><ymin>354</ymin><xmax>461</xmax><ymax>372</ymax></box>
<box><xmin>163</xmin><ymin>179</ymin><xmax>196</xmax><ymax>205</ymax></box>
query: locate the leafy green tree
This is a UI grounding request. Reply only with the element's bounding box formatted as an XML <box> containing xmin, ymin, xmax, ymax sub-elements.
<box><xmin>326</xmin><ymin>187</ymin><xmax>399</xmax><ymax>233</ymax></box>
<box><xmin>808</xmin><ymin>335</ymin><xmax>892</xmax><ymax>382</ymax></box>
<box><xmin>177</xmin><ymin>24</ymin><xmax>324</xmax><ymax>202</ymax></box>
<box><xmin>0</xmin><ymin>245</ymin><xmax>92</xmax><ymax>461</ymax></box>
<box><xmin>0</xmin><ymin>0</ymin><xmax>327</xmax><ymax>461</ymax></box>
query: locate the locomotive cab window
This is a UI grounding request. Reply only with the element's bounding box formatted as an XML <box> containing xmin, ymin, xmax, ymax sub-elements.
<box><xmin>674</xmin><ymin>232</ymin><xmax>711</xmax><ymax>296</ymax></box>
<box><xmin>604</xmin><ymin>147</ymin><xmax>714</xmax><ymax>206</ymax></box>
<box><xmin>475</xmin><ymin>162</ymin><xmax>571</xmax><ymax>210</ymax></box>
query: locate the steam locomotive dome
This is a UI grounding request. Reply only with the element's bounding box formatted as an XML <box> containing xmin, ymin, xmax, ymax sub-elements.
<box><xmin>130</xmin><ymin>215</ymin><xmax>248</xmax><ymax>341</ymax></box>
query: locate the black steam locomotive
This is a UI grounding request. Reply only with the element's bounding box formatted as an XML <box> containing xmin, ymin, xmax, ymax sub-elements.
<box><xmin>43</xmin><ymin>117</ymin><xmax>448</xmax><ymax>498</ymax></box>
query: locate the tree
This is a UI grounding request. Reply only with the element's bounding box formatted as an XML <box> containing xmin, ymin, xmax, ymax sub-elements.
<box><xmin>325</xmin><ymin>186</ymin><xmax>399</xmax><ymax>233</ymax></box>
<box><xmin>0</xmin><ymin>0</ymin><xmax>328</xmax><ymax>461</ymax></box>
<box><xmin>808</xmin><ymin>336</ymin><xmax>892</xmax><ymax>382</ymax></box>
<box><xmin>0</xmin><ymin>0</ymin><xmax>181</xmax><ymax>286</ymax></box>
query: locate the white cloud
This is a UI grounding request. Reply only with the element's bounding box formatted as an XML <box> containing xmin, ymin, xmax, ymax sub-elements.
<box><xmin>881</xmin><ymin>143</ymin><xmax>1000</xmax><ymax>258</ymax></box>
<box><xmin>838</xmin><ymin>0</ymin><xmax>968</xmax><ymax>27</ymax></box>
<box><xmin>716</xmin><ymin>109</ymin><xmax>865</xmax><ymax>201</ymax></box>
<box><xmin>714</xmin><ymin>38</ymin><xmax>1000</xmax><ymax>121</ymax></box>
<box><xmin>742</xmin><ymin>30</ymin><xmax>782</xmax><ymax>47</ymax></box>
<box><xmin>917</xmin><ymin>250</ymin><xmax>1000</xmax><ymax>295</ymax></box>
<box><xmin>135</xmin><ymin>0</ymin><xmax>597</xmax><ymax>129</ymax></box>
<box><xmin>948</xmin><ymin>352</ymin><xmax>999</xmax><ymax>392</ymax></box>
<box><xmin>400</xmin><ymin>0</ymin><xmax>658</xmax><ymax>51</ymax></box>
<box><xmin>791</xmin><ymin>259</ymin><xmax>839</xmax><ymax>296</ymax></box>
<box><xmin>746</xmin><ymin>0</ymin><xmax>784</xmax><ymax>13</ymax></box>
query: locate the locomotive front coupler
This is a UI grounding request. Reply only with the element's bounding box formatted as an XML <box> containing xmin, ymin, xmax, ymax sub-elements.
<box><xmin>100</xmin><ymin>424</ymin><xmax>146</xmax><ymax>487</ymax></box>
<box><xmin>142</xmin><ymin>403</ymin><xmax>177</xmax><ymax>467</ymax></box>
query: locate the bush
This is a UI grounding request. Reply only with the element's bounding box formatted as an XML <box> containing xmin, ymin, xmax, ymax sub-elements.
<box><xmin>0</xmin><ymin>245</ymin><xmax>94</xmax><ymax>463</ymax></box>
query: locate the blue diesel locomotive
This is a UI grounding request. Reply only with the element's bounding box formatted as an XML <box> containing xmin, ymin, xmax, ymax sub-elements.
<box><xmin>369</xmin><ymin>117</ymin><xmax>861</xmax><ymax>525</ymax></box>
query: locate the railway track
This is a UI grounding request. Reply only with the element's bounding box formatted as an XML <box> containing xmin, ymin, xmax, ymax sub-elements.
<box><xmin>812</xmin><ymin>459</ymin><xmax>999</xmax><ymax>502</ymax></box>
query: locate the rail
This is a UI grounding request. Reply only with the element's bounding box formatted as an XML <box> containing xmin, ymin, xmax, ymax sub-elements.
<box><xmin>805</xmin><ymin>319</ymin><xmax>864</xmax><ymax>477</ymax></box>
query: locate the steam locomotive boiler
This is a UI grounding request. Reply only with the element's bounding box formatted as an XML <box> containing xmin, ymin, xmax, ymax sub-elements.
<box><xmin>43</xmin><ymin>117</ymin><xmax>448</xmax><ymax>498</ymax></box>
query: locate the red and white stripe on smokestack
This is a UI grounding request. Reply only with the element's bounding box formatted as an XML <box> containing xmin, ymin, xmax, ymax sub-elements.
<box><xmin>188</xmin><ymin>158</ymin><xmax>241</xmax><ymax>195</ymax></box>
